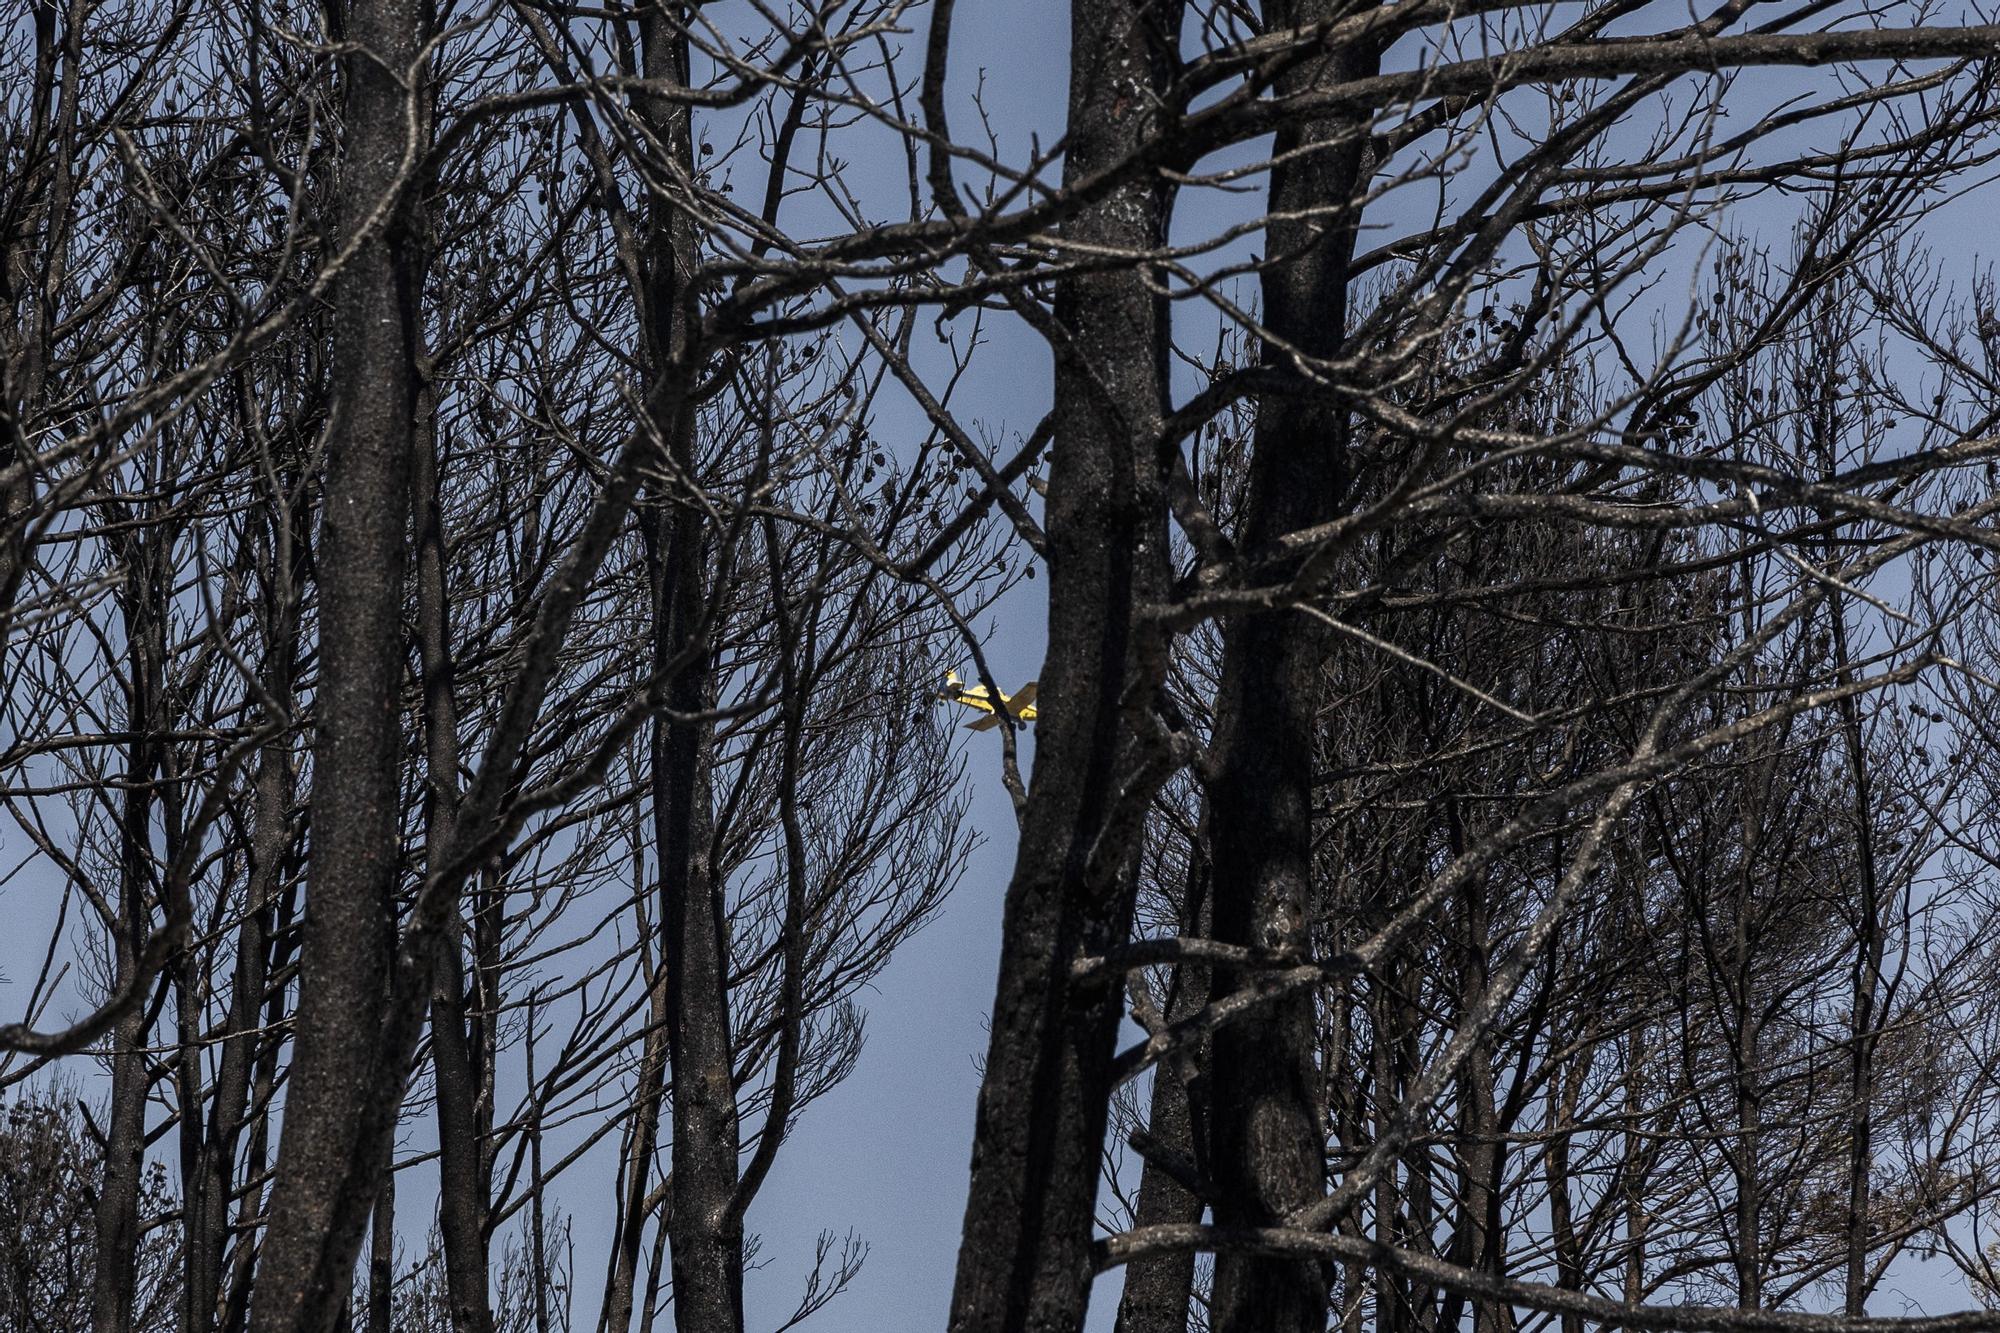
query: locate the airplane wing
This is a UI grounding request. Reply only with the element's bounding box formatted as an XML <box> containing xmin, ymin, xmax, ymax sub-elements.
<box><xmin>942</xmin><ymin>674</ymin><xmax>1036</xmax><ymax>730</ymax></box>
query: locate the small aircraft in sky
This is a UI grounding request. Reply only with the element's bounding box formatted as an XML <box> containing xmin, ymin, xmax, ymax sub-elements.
<box><xmin>940</xmin><ymin>670</ymin><xmax>1038</xmax><ymax>731</ymax></box>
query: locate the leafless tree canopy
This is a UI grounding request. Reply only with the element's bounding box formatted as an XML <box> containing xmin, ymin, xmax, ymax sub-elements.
<box><xmin>9</xmin><ymin>1</ymin><xmax>2000</xmax><ymax>1331</ymax></box>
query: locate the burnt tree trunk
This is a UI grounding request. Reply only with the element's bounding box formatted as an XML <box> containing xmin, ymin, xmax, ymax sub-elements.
<box><xmin>653</xmin><ymin>456</ymin><xmax>736</xmax><ymax>1333</ymax></box>
<box><xmin>1546</xmin><ymin>1057</ymin><xmax>1586</xmax><ymax>1333</ymax></box>
<box><xmin>1115</xmin><ymin>830</ymin><xmax>1211</xmax><ymax>1333</ymax></box>
<box><xmin>624</xmin><ymin>11</ymin><xmax>744</xmax><ymax>1333</ymax></box>
<box><xmin>601</xmin><ymin>791</ymin><xmax>671</xmax><ymax>1330</ymax></box>
<box><xmin>193</xmin><ymin>410</ymin><xmax>311</xmax><ymax>1333</ymax></box>
<box><xmin>417</xmin><ymin>376</ymin><xmax>497</xmax><ymax>1333</ymax></box>
<box><xmin>220</xmin><ymin>880</ymin><xmax>300</xmax><ymax>1333</ymax></box>
<box><xmin>247</xmin><ymin>0</ymin><xmax>426</xmax><ymax>1320</ymax></box>
<box><xmin>1205</xmin><ymin>6</ymin><xmax>1375</xmax><ymax>1329</ymax></box>
<box><xmin>97</xmin><ymin>513</ymin><xmax>179</xmax><ymax>1333</ymax></box>
<box><xmin>0</xmin><ymin>0</ymin><xmax>76</xmax><ymax>665</ymax></box>
<box><xmin>367</xmin><ymin>1137</ymin><xmax>395</xmax><ymax>1333</ymax></box>
<box><xmin>1827</xmin><ymin>569</ymin><xmax>1884</xmax><ymax>1317</ymax></box>
<box><xmin>947</xmin><ymin>3</ymin><xmax>1183</xmax><ymax>1330</ymax></box>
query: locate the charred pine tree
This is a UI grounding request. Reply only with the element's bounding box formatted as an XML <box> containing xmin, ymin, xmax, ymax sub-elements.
<box><xmin>1115</xmin><ymin>796</ymin><xmax>1212</xmax><ymax>1333</ymax></box>
<box><xmin>1202</xmin><ymin>3</ymin><xmax>1378</xmax><ymax>1328</ymax></box>
<box><xmin>94</xmin><ymin>521</ymin><xmax>172</xmax><ymax>1333</ymax></box>
<box><xmin>948</xmin><ymin>2</ymin><xmax>1185</xmax><ymax>1330</ymax></box>
<box><xmin>630</xmin><ymin>10</ymin><xmax>744</xmax><ymax>1333</ymax></box>
<box><xmin>248</xmin><ymin>0</ymin><xmax>428</xmax><ymax>1322</ymax></box>
<box><xmin>417</xmin><ymin>369</ymin><xmax>495</xmax><ymax>1333</ymax></box>
<box><xmin>191</xmin><ymin>459</ymin><xmax>309</xmax><ymax>1333</ymax></box>
<box><xmin>0</xmin><ymin>0</ymin><xmax>80</xmax><ymax>666</ymax></box>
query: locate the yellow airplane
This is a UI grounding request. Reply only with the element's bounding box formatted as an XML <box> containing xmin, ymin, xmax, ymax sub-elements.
<box><xmin>940</xmin><ymin>670</ymin><xmax>1038</xmax><ymax>731</ymax></box>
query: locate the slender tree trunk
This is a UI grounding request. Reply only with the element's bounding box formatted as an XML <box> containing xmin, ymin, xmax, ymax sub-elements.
<box><xmin>946</xmin><ymin>4</ymin><xmax>1182</xmax><ymax>1331</ymax></box>
<box><xmin>0</xmin><ymin>0</ymin><xmax>77</xmax><ymax>665</ymax></box>
<box><xmin>1329</xmin><ymin>984</ymin><xmax>1368</xmax><ymax>1333</ymax></box>
<box><xmin>1373</xmin><ymin>970</ymin><xmax>1407</xmax><ymax>1333</ymax></box>
<box><xmin>174</xmin><ymin>950</ymin><xmax>210</xmax><ymax>1333</ymax></box>
<box><xmin>1730</xmin><ymin>826</ymin><xmax>1765</xmax><ymax>1311</ymax></box>
<box><xmin>1397</xmin><ymin>976</ymin><xmax>1437</xmax><ymax>1331</ymax></box>
<box><xmin>195</xmin><ymin>892</ymin><xmax>269</xmax><ymax>1329</ymax></box>
<box><xmin>1206</xmin><ymin>8</ymin><xmax>1376</xmax><ymax>1327</ymax></box>
<box><xmin>1116</xmin><ymin>837</ymin><xmax>1212</xmax><ymax>1333</ymax></box>
<box><xmin>93</xmin><ymin>970</ymin><xmax>149</xmax><ymax>1333</ymax></box>
<box><xmin>194</xmin><ymin>846</ymin><xmax>276</xmax><ymax>1331</ymax></box>
<box><xmin>528</xmin><ymin>989</ymin><xmax>553</xmax><ymax>1333</ymax></box>
<box><xmin>220</xmin><ymin>883</ymin><xmax>299</xmax><ymax>1333</ymax></box>
<box><xmin>602</xmin><ymin>792</ymin><xmax>671</xmax><ymax>1333</ymax></box>
<box><xmin>1622</xmin><ymin>1031</ymin><xmax>1650</xmax><ymax>1317</ymax></box>
<box><xmin>247</xmin><ymin>0</ymin><xmax>426</xmax><ymax>1319</ymax></box>
<box><xmin>1546</xmin><ymin>1059</ymin><xmax>1585</xmax><ymax>1333</ymax></box>
<box><xmin>1830</xmin><ymin>601</ymin><xmax>1883</xmax><ymax>1316</ymax></box>
<box><xmin>1440</xmin><ymin>864</ymin><xmax>1506</xmax><ymax>1333</ymax></box>
<box><xmin>417</xmin><ymin>375</ymin><xmax>497</xmax><ymax>1333</ymax></box>
<box><xmin>639</xmin><ymin>1206</ymin><xmax>672</xmax><ymax>1333</ymax></box>
<box><xmin>367</xmin><ymin>1139</ymin><xmax>396</xmax><ymax>1333</ymax></box>
<box><xmin>654</xmin><ymin>503</ymin><xmax>736</xmax><ymax>1333</ymax></box>
<box><xmin>1733</xmin><ymin>1055</ymin><xmax>1765</xmax><ymax>1308</ymax></box>
<box><xmin>192</xmin><ymin>460</ymin><xmax>308</xmax><ymax>1333</ymax></box>
<box><xmin>618</xmin><ymin>11</ymin><xmax>744</xmax><ymax>1333</ymax></box>
<box><xmin>162</xmin><ymin>694</ymin><xmax>199</xmax><ymax>1333</ymax></box>
<box><xmin>96</xmin><ymin>541</ymin><xmax>172</xmax><ymax>1333</ymax></box>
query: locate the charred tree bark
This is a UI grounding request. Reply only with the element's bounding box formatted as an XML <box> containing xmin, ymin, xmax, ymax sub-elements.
<box><xmin>1829</xmin><ymin>584</ymin><xmax>1884</xmax><ymax>1317</ymax></box>
<box><xmin>92</xmin><ymin>870</ymin><xmax>149</xmax><ymax>1333</ymax></box>
<box><xmin>0</xmin><ymin>0</ymin><xmax>77</xmax><ymax>666</ymax></box>
<box><xmin>417</xmin><ymin>377</ymin><xmax>497</xmax><ymax>1333</ymax></box>
<box><xmin>220</xmin><ymin>882</ymin><xmax>300</xmax><ymax>1333</ymax></box>
<box><xmin>1328</xmin><ymin>979</ymin><xmax>1368</xmax><ymax>1333</ymax></box>
<box><xmin>247</xmin><ymin>0</ymin><xmax>426</xmax><ymax>1320</ymax></box>
<box><xmin>527</xmin><ymin>990</ymin><xmax>554</xmax><ymax>1333</ymax></box>
<box><xmin>1621</xmin><ymin>1031</ymin><xmax>1652</xmax><ymax>1319</ymax></box>
<box><xmin>190</xmin><ymin>452</ymin><xmax>309</xmax><ymax>1333</ymax></box>
<box><xmin>173</xmin><ymin>939</ymin><xmax>208</xmax><ymax>1333</ymax></box>
<box><xmin>1438</xmin><ymin>854</ymin><xmax>1508</xmax><ymax>1333</ymax></box>
<box><xmin>947</xmin><ymin>4</ymin><xmax>1183</xmax><ymax>1331</ymax></box>
<box><xmin>95</xmin><ymin>528</ymin><xmax>175</xmax><ymax>1333</ymax></box>
<box><xmin>193</xmin><ymin>874</ymin><xmax>273</xmax><ymax>1330</ymax></box>
<box><xmin>624</xmin><ymin>11</ymin><xmax>744</xmax><ymax>1333</ymax></box>
<box><xmin>1546</xmin><ymin>1058</ymin><xmax>1586</xmax><ymax>1333</ymax></box>
<box><xmin>1729</xmin><ymin>824</ymin><xmax>1766</xmax><ymax>1311</ymax></box>
<box><xmin>1205</xmin><ymin>6</ymin><xmax>1375</xmax><ymax>1329</ymax></box>
<box><xmin>1116</xmin><ymin>834</ymin><xmax>1211</xmax><ymax>1333</ymax></box>
<box><xmin>654</xmin><ymin>487</ymin><xmax>735</xmax><ymax>1333</ymax></box>
<box><xmin>1373</xmin><ymin>967</ymin><xmax>1409</xmax><ymax>1333</ymax></box>
<box><xmin>367</xmin><ymin>1140</ymin><xmax>395</xmax><ymax>1333</ymax></box>
<box><xmin>601</xmin><ymin>793</ymin><xmax>671</xmax><ymax>1332</ymax></box>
